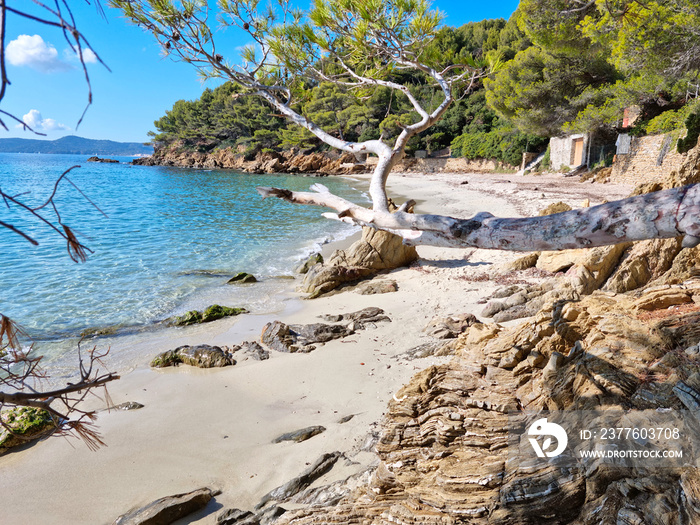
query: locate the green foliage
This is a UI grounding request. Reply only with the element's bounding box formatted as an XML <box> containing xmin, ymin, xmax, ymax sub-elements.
<box><xmin>148</xmin><ymin>15</ymin><xmax>520</xmax><ymax>160</ymax></box>
<box><xmin>576</xmin><ymin>0</ymin><xmax>700</xmax><ymax>76</ymax></box>
<box><xmin>484</xmin><ymin>0</ymin><xmax>700</xmax><ymax>139</ymax></box>
<box><xmin>150</xmin><ymin>82</ymin><xmax>287</xmax><ymax>152</ymax></box>
<box><xmin>485</xmin><ymin>43</ymin><xmax>619</xmax><ymax>137</ymax></box>
<box><xmin>564</xmin><ymin>97</ymin><xmax>623</xmax><ymax>135</ymax></box>
<box><xmin>540</xmin><ymin>144</ymin><xmax>551</xmax><ymax>171</ymax></box>
<box><xmin>632</xmin><ymin>100</ymin><xmax>700</xmax><ymax>137</ymax></box>
<box><xmin>646</xmin><ymin>111</ymin><xmax>688</xmax><ymax>135</ymax></box>
<box><xmin>451</xmin><ymin>125</ymin><xmax>547</xmax><ymax>166</ymax></box>
<box><xmin>678</xmin><ymin>108</ymin><xmax>700</xmax><ymax>153</ymax></box>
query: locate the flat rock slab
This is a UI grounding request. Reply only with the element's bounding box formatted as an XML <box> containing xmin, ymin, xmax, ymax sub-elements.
<box><xmin>255</xmin><ymin>452</ymin><xmax>341</xmax><ymax>510</ymax></box>
<box><xmin>113</xmin><ymin>487</ymin><xmax>218</xmax><ymax>525</ymax></box>
<box><xmin>111</xmin><ymin>402</ymin><xmax>145</xmax><ymax>411</ymax></box>
<box><xmin>272</xmin><ymin>425</ymin><xmax>326</xmax><ymax>444</ymax></box>
<box><xmin>356</xmin><ymin>280</ymin><xmax>398</xmax><ymax>295</ymax></box>
<box><xmin>217</xmin><ymin>505</ymin><xmax>286</xmax><ymax>525</ymax></box>
<box><xmin>319</xmin><ymin>306</ymin><xmax>391</xmax><ymax>326</ymax></box>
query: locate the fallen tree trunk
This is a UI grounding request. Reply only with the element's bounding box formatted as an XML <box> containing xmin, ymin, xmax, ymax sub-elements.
<box><xmin>258</xmin><ymin>183</ymin><xmax>700</xmax><ymax>250</ymax></box>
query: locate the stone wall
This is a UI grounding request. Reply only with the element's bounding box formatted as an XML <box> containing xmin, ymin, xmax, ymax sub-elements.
<box><xmin>367</xmin><ymin>156</ymin><xmax>502</xmax><ymax>173</ymax></box>
<box><xmin>610</xmin><ymin>133</ymin><xmax>687</xmax><ymax>185</ymax></box>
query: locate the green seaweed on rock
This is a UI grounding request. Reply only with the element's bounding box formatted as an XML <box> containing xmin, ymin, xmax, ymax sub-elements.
<box><xmin>0</xmin><ymin>407</ymin><xmax>56</xmax><ymax>451</ymax></box>
<box><xmin>172</xmin><ymin>304</ymin><xmax>248</xmax><ymax>326</ymax></box>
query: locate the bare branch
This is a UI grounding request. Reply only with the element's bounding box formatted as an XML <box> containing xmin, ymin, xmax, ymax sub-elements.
<box><xmin>0</xmin><ymin>167</ymin><xmax>95</xmax><ymax>259</ymax></box>
<box><xmin>0</xmin><ymin>220</ymin><xmax>39</xmax><ymax>245</ymax></box>
<box><xmin>0</xmin><ymin>321</ymin><xmax>120</xmax><ymax>450</ymax></box>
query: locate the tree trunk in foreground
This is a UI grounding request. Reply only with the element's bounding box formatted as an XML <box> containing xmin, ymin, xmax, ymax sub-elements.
<box><xmin>258</xmin><ymin>183</ymin><xmax>700</xmax><ymax>250</ymax></box>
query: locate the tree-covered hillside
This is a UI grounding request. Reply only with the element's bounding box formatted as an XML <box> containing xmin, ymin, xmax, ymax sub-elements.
<box><xmin>148</xmin><ymin>18</ymin><xmax>547</xmax><ymax>167</ymax></box>
<box><xmin>148</xmin><ymin>1</ymin><xmax>700</xmax><ymax>168</ymax></box>
<box><xmin>0</xmin><ymin>136</ymin><xmax>152</xmax><ymax>156</ymax></box>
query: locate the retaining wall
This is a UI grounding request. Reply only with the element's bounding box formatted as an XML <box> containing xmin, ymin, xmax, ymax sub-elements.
<box><xmin>367</xmin><ymin>156</ymin><xmax>502</xmax><ymax>173</ymax></box>
<box><xmin>610</xmin><ymin>134</ymin><xmax>686</xmax><ymax>185</ymax></box>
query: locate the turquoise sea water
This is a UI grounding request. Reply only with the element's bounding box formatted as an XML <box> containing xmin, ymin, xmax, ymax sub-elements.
<box><xmin>0</xmin><ymin>153</ymin><xmax>364</xmax><ymax>346</ymax></box>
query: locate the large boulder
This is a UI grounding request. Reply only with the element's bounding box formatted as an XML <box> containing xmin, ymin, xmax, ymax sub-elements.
<box><xmin>151</xmin><ymin>344</ymin><xmax>235</xmax><ymax>368</ymax></box>
<box><xmin>301</xmin><ymin>227</ymin><xmax>418</xmax><ymax>297</ymax></box>
<box><xmin>0</xmin><ymin>407</ymin><xmax>56</xmax><ymax>454</ymax></box>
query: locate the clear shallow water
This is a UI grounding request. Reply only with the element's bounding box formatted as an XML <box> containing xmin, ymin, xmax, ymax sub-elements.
<box><xmin>0</xmin><ymin>153</ymin><xmax>364</xmax><ymax>345</ymax></box>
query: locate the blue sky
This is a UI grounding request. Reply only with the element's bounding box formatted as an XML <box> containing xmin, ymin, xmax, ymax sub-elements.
<box><xmin>1</xmin><ymin>0</ymin><xmax>519</xmax><ymax>144</ymax></box>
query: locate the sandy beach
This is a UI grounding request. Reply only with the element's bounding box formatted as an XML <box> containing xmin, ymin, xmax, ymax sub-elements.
<box><xmin>0</xmin><ymin>171</ymin><xmax>633</xmax><ymax>525</ymax></box>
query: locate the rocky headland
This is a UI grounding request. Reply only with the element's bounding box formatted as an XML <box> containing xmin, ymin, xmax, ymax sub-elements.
<box><xmin>133</xmin><ymin>144</ymin><xmax>370</xmax><ymax>175</ymax></box>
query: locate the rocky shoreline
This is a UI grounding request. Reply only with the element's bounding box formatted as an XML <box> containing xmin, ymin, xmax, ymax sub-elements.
<box><xmin>261</xmin><ymin>150</ymin><xmax>700</xmax><ymax>524</ymax></box>
<box><xmin>132</xmin><ymin>144</ymin><xmax>508</xmax><ymax>175</ymax></box>
<box><xmin>133</xmin><ymin>146</ymin><xmax>370</xmax><ymax>176</ymax></box>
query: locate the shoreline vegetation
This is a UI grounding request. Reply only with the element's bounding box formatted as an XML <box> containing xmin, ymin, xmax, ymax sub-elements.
<box><xmin>10</xmin><ymin>160</ymin><xmax>698</xmax><ymax>523</ymax></box>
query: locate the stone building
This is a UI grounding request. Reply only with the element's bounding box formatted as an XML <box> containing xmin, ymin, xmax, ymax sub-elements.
<box><xmin>549</xmin><ymin>134</ymin><xmax>589</xmax><ymax>170</ymax></box>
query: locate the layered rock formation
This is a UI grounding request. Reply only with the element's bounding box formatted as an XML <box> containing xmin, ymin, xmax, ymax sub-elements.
<box><xmin>268</xmin><ymin>266</ymin><xmax>700</xmax><ymax>525</ymax></box>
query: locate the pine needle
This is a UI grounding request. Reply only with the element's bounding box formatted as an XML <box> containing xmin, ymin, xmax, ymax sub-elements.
<box><xmin>0</xmin><ymin>315</ymin><xmax>25</xmax><ymax>350</ymax></box>
<box><xmin>63</xmin><ymin>225</ymin><xmax>88</xmax><ymax>263</ymax></box>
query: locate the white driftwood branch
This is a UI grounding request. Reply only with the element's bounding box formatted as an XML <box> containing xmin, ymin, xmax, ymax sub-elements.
<box><xmin>257</xmin><ymin>183</ymin><xmax>700</xmax><ymax>250</ymax></box>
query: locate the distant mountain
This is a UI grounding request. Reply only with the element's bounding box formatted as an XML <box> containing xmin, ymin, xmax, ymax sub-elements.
<box><xmin>0</xmin><ymin>135</ymin><xmax>153</xmax><ymax>156</ymax></box>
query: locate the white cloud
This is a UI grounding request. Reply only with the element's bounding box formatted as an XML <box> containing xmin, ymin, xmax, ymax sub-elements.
<box><xmin>17</xmin><ymin>110</ymin><xmax>69</xmax><ymax>132</ymax></box>
<box><xmin>6</xmin><ymin>34</ymin><xmax>72</xmax><ymax>73</ymax></box>
<box><xmin>64</xmin><ymin>46</ymin><xmax>98</xmax><ymax>64</ymax></box>
<box><xmin>82</xmin><ymin>48</ymin><xmax>98</xmax><ymax>64</ymax></box>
